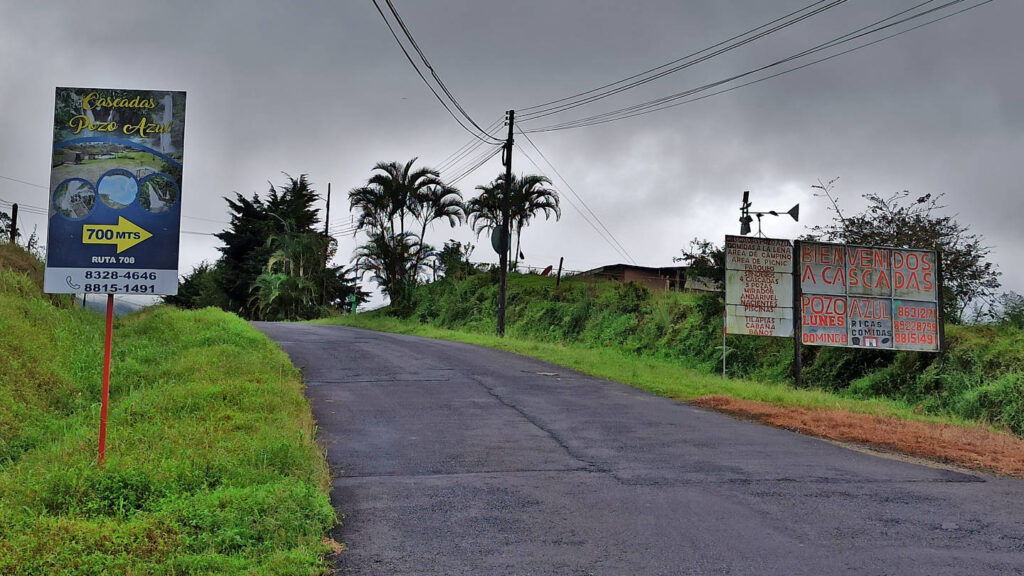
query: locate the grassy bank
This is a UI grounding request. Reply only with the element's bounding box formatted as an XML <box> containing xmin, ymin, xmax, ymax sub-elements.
<box><xmin>322</xmin><ymin>270</ymin><xmax>1024</xmax><ymax>437</ymax></box>
<box><xmin>0</xmin><ymin>244</ymin><xmax>335</xmax><ymax>575</ymax></box>
<box><xmin>319</xmin><ymin>312</ymin><xmax>940</xmax><ymax>425</ymax></box>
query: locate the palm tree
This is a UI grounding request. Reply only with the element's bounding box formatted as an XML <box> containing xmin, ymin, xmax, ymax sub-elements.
<box><xmin>349</xmin><ymin>159</ymin><xmax>460</xmax><ymax>313</ymax></box>
<box><xmin>413</xmin><ymin>183</ymin><xmax>464</xmax><ymax>267</ymax></box>
<box><xmin>465</xmin><ymin>173</ymin><xmax>560</xmax><ymax>269</ymax></box>
<box><xmin>352</xmin><ymin>231</ymin><xmax>426</xmax><ymax>314</ymax></box>
<box><xmin>350</xmin><ymin>158</ymin><xmax>444</xmax><ymax>238</ymax></box>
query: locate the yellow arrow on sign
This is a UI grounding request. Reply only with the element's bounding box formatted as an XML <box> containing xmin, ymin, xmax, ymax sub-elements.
<box><xmin>82</xmin><ymin>217</ymin><xmax>153</xmax><ymax>253</ymax></box>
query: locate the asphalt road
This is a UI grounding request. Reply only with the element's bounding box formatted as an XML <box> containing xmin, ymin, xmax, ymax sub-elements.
<box><xmin>254</xmin><ymin>322</ymin><xmax>1024</xmax><ymax>576</ymax></box>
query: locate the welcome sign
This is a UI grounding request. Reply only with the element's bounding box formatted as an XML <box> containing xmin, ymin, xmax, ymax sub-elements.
<box><xmin>44</xmin><ymin>87</ymin><xmax>186</xmax><ymax>295</ymax></box>
<box><xmin>798</xmin><ymin>241</ymin><xmax>941</xmax><ymax>352</ymax></box>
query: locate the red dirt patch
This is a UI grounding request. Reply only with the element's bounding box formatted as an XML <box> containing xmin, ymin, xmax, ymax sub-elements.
<box><xmin>693</xmin><ymin>395</ymin><xmax>1024</xmax><ymax>477</ymax></box>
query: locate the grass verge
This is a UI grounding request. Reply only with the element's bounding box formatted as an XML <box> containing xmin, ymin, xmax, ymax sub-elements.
<box><xmin>318</xmin><ymin>312</ymin><xmax>1024</xmax><ymax>477</ymax></box>
<box><xmin>0</xmin><ymin>244</ymin><xmax>336</xmax><ymax>575</ymax></box>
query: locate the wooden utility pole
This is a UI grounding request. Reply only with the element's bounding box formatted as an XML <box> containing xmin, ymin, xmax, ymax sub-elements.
<box><xmin>323</xmin><ymin>183</ymin><xmax>332</xmax><ymax>306</ymax></box>
<box><xmin>497</xmin><ymin>110</ymin><xmax>514</xmax><ymax>337</ymax></box>
<box><xmin>323</xmin><ymin>183</ymin><xmax>331</xmax><ymax>236</ymax></box>
<box><xmin>8</xmin><ymin>203</ymin><xmax>17</xmax><ymax>244</ymax></box>
<box><xmin>792</xmin><ymin>239</ymin><xmax>803</xmax><ymax>388</ymax></box>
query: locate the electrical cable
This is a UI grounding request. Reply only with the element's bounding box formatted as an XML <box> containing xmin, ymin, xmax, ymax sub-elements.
<box><xmin>526</xmin><ymin>0</ymin><xmax>946</xmax><ymax>130</ymax></box>
<box><xmin>444</xmin><ymin>144</ymin><xmax>501</xmax><ymax>184</ymax></box>
<box><xmin>560</xmin><ymin>0</ymin><xmax>996</xmax><ymax>129</ymax></box>
<box><xmin>370</xmin><ymin>0</ymin><xmax>502</xmax><ymax>144</ymax></box>
<box><xmin>437</xmin><ymin>124</ymin><xmax>504</xmax><ymax>176</ymax></box>
<box><xmin>0</xmin><ymin>174</ymin><xmax>48</xmax><ymax>189</ymax></box>
<box><xmin>516</xmin><ymin>128</ymin><xmax>637</xmax><ymax>265</ymax></box>
<box><xmin>448</xmin><ymin>145</ymin><xmax>503</xmax><ymax>186</ymax></box>
<box><xmin>517</xmin><ymin>0</ymin><xmax>847</xmax><ymax>121</ymax></box>
<box><xmin>513</xmin><ymin>141</ymin><xmax>637</xmax><ymax>266</ymax></box>
<box><xmin>438</xmin><ymin>137</ymin><xmax>492</xmax><ymax>175</ymax></box>
<box><xmin>523</xmin><ymin>0</ymin><xmax>989</xmax><ymax>132</ymax></box>
<box><xmin>383</xmin><ymin>0</ymin><xmax>502</xmax><ymax>143</ymax></box>
<box><xmin>436</xmin><ymin>117</ymin><xmax>505</xmax><ymax>172</ymax></box>
<box><xmin>531</xmin><ymin>0</ymin><xmax>942</xmax><ymax>130</ymax></box>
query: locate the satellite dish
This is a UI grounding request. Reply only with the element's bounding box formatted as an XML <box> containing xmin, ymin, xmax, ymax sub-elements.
<box><xmin>490</xmin><ymin>224</ymin><xmax>508</xmax><ymax>255</ymax></box>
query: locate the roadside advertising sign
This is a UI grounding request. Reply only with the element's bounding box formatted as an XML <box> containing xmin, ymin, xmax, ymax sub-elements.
<box><xmin>44</xmin><ymin>87</ymin><xmax>186</xmax><ymax>295</ymax></box>
<box><xmin>725</xmin><ymin>235</ymin><xmax>794</xmax><ymax>337</ymax></box>
<box><xmin>798</xmin><ymin>241</ymin><xmax>940</xmax><ymax>352</ymax></box>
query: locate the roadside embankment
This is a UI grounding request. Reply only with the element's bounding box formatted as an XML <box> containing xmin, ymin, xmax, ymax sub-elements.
<box><xmin>0</xmin><ymin>244</ymin><xmax>336</xmax><ymax>575</ymax></box>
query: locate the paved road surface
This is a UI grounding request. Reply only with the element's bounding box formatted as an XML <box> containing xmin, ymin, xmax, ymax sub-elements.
<box><xmin>254</xmin><ymin>322</ymin><xmax>1024</xmax><ymax>576</ymax></box>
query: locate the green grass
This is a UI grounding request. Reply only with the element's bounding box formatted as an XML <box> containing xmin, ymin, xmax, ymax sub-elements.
<box><xmin>315</xmin><ymin>312</ymin><xmax>954</xmax><ymax>426</ymax></box>
<box><xmin>316</xmin><ymin>270</ymin><xmax>1024</xmax><ymax>434</ymax></box>
<box><xmin>0</xmin><ymin>245</ymin><xmax>335</xmax><ymax>575</ymax></box>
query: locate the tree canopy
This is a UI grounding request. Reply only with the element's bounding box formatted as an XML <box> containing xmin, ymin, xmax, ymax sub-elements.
<box><xmin>165</xmin><ymin>174</ymin><xmax>367</xmax><ymax>319</ymax></box>
<box><xmin>808</xmin><ymin>179</ymin><xmax>1000</xmax><ymax>323</ymax></box>
<box><xmin>348</xmin><ymin>158</ymin><xmax>462</xmax><ymax>314</ymax></box>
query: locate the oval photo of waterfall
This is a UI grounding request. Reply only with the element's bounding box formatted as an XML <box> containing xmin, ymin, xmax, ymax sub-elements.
<box><xmin>138</xmin><ymin>174</ymin><xmax>179</xmax><ymax>213</ymax></box>
<box><xmin>97</xmin><ymin>169</ymin><xmax>139</xmax><ymax>209</ymax></box>
<box><xmin>52</xmin><ymin>178</ymin><xmax>97</xmax><ymax>220</ymax></box>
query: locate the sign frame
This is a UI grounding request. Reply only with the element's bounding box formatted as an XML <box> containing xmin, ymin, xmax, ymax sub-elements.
<box><xmin>724</xmin><ymin>235</ymin><xmax>795</xmax><ymax>338</ymax></box>
<box><xmin>44</xmin><ymin>86</ymin><xmax>186</xmax><ymax>296</ymax></box>
<box><xmin>796</xmin><ymin>239</ymin><xmax>942</xmax><ymax>353</ymax></box>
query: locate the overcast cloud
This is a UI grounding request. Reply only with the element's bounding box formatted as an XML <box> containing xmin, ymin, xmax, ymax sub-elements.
<box><xmin>1</xmin><ymin>0</ymin><xmax>1021</xmax><ymax>306</ymax></box>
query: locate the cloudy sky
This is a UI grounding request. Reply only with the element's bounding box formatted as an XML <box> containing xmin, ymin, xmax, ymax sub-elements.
<box><xmin>1</xmin><ymin>0</ymin><xmax>1020</xmax><ymax>306</ymax></box>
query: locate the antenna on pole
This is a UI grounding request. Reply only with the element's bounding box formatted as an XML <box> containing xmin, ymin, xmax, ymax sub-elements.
<box><xmin>739</xmin><ymin>191</ymin><xmax>798</xmax><ymax>237</ymax></box>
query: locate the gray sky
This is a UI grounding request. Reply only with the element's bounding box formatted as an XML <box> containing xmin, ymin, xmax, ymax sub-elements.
<box><xmin>1</xmin><ymin>0</ymin><xmax>1021</xmax><ymax>306</ymax></box>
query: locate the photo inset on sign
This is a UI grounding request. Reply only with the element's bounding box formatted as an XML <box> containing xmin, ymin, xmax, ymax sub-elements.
<box><xmin>139</xmin><ymin>174</ymin><xmax>179</xmax><ymax>213</ymax></box>
<box><xmin>53</xmin><ymin>178</ymin><xmax>96</xmax><ymax>220</ymax></box>
<box><xmin>97</xmin><ymin>170</ymin><xmax>139</xmax><ymax>209</ymax></box>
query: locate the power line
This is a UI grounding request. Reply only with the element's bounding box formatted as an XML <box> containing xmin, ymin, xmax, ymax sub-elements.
<box><xmin>449</xmin><ymin>145</ymin><xmax>503</xmax><ymax>186</ymax></box>
<box><xmin>513</xmin><ymin>140</ymin><xmax>637</xmax><ymax>266</ymax></box>
<box><xmin>436</xmin><ymin>119</ymin><xmax>504</xmax><ymax>179</ymax></box>
<box><xmin>0</xmin><ymin>199</ymin><xmax>47</xmax><ymax>215</ymax></box>
<box><xmin>576</xmin><ymin>0</ymin><xmax>999</xmax><ymax>129</ymax></box>
<box><xmin>370</xmin><ymin>0</ymin><xmax>502</xmax><ymax>145</ymax></box>
<box><xmin>436</xmin><ymin>117</ymin><xmax>504</xmax><ymax>173</ymax></box>
<box><xmin>525</xmin><ymin>0</ymin><xmax>949</xmax><ymax>130</ymax></box>
<box><xmin>444</xmin><ymin>144</ymin><xmax>501</xmax><ymax>185</ymax></box>
<box><xmin>438</xmin><ymin>138</ymin><xmax>492</xmax><ymax>176</ymax></box>
<box><xmin>516</xmin><ymin>128</ymin><xmax>637</xmax><ymax>265</ymax></box>
<box><xmin>182</xmin><ymin>214</ymin><xmax>229</xmax><ymax>225</ymax></box>
<box><xmin>517</xmin><ymin>0</ymin><xmax>847</xmax><ymax>121</ymax></box>
<box><xmin>0</xmin><ymin>174</ymin><xmax>48</xmax><ymax>189</ymax></box>
<box><xmin>523</xmin><ymin>0</ymin><xmax>991</xmax><ymax>132</ymax></box>
<box><xmin>382</xmin><ymin>0</ymin><xmax>502</xmax><ymax>143</ymax></box>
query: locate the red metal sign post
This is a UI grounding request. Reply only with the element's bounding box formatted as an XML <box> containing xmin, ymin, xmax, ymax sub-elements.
<box><xmin>98</xmin><ymin>293</ymin><xmax>114</xmax><ymax>467</ymax></box>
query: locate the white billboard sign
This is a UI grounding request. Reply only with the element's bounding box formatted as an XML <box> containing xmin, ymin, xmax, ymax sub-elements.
<box><xmin>725</xmin><ymin>236</ymin><xmax>793</xmax><ymax>337</ymax></box>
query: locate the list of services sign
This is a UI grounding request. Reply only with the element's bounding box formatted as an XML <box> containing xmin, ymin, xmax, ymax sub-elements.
<box><xmin>44</xmin><ymin>87</ymin><xmax>186</xmax><ymax>295</ymax></box>
<box><xmin>725</xmin><ymin>235</ymin><xmax>794</xmax><ymax>337</ymax></box>
<box><xmin>799</xmin><ymin>241</ymin><xmax>940</xmax><ymax>351</ymax></box>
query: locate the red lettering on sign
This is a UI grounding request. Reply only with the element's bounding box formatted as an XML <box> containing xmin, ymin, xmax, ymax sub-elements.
<box><xmin>802</xmin><ymin>244</ymin><xmax>844</xmax><ymax>265</ymax></box>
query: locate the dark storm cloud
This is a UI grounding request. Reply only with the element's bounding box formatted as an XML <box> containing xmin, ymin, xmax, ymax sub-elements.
<box><xmin>1</xmin><ymin>0</ymin><xmax>1021</xmax><ymax>299</ymax></box>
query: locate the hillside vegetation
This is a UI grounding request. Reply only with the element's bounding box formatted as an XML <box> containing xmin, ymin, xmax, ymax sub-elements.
<box><xmin>374</xmin><ymin>270</ymin><xmax>1024</xmax><ymax>436</ymax></box>
<box><xmin>0</xmin><ymin>244</ymin><xmax>335</xmax><ymax>575</ymax></box>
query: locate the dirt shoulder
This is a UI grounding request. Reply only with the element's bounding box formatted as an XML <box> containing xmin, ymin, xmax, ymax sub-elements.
<box><xmin>693</xmin><ymin>395</ymin><xmax>1024</xmax><ymax>477</ymax></box>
